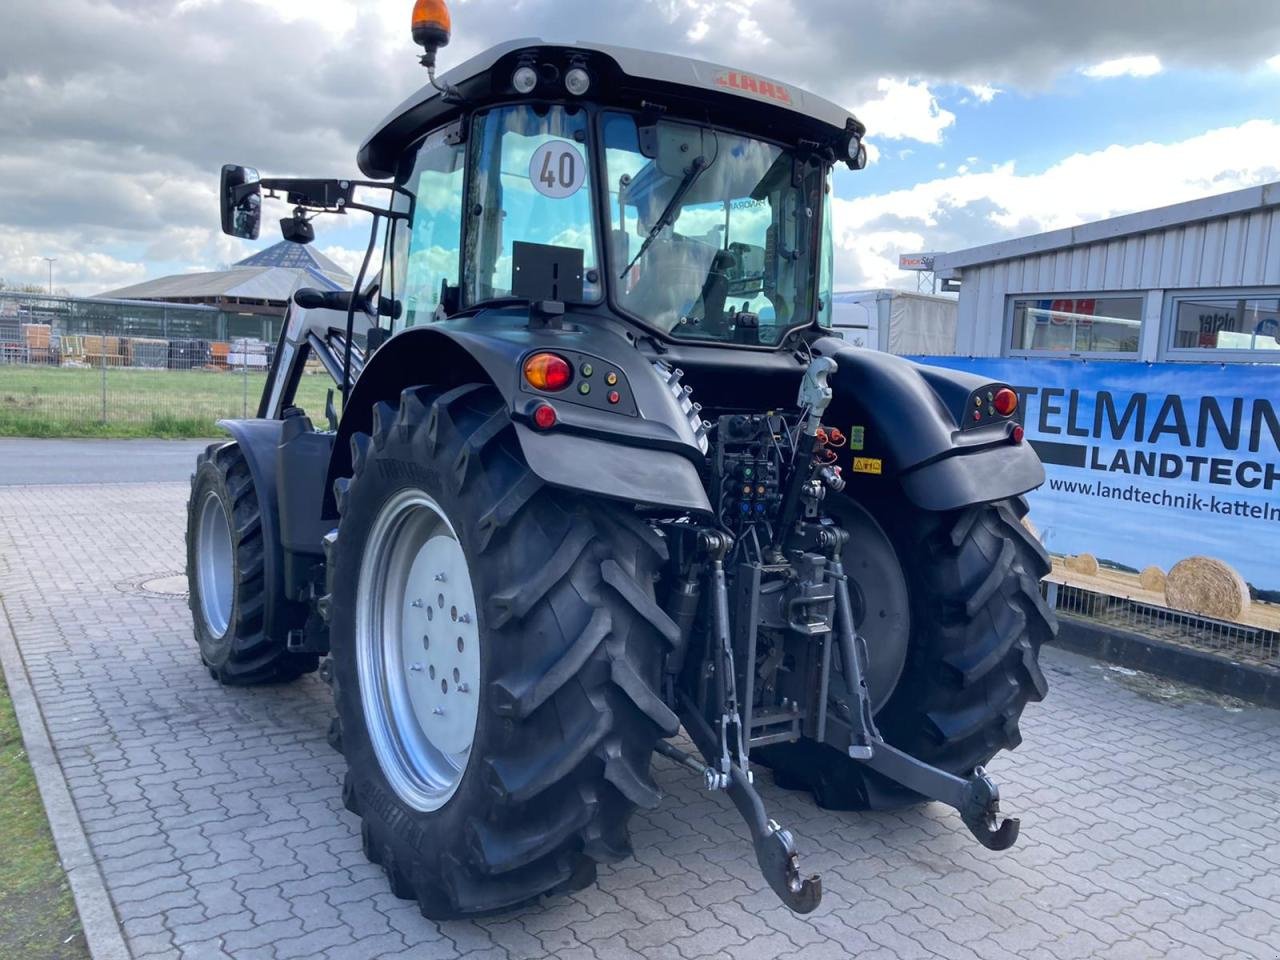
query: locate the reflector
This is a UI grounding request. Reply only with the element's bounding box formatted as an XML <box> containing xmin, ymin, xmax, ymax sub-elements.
<box><xmin>532</xmin><ymin>404</ymin><xmax>558</xmax><ymax>429</ymax></box>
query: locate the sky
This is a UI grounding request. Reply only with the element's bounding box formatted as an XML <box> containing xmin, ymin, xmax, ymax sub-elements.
<box><xmin>2</xmin><ymin>0</ymin><xmax>1280</xmax><ymax>296</ymax></box>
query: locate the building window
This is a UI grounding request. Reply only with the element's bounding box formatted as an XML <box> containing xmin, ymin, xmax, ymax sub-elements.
<box><xmin>1168</xmin><ymin>294</ymin><xmax>1280</xmax><ymax>356</ymax></box>
<box><xmin>1008</xmin><ymin>295</ymin><xmax>1143</xmax><ymax>356</ymax></box>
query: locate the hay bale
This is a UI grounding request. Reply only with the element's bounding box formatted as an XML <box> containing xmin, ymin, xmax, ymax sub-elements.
<box><xmin>1138</xmin><ymin>565</ymin><xmax>1166</xmax><ymax>593</ymax></box>
<box><xmin>1165</xmin><ymin>556</ymin><xmax>1250</xmax><ymax>620</ymax></box>
<box><xmin>1064</xmin><ymin>553</ymin><xmax>1099</xmax><ymax>576</ymax></box>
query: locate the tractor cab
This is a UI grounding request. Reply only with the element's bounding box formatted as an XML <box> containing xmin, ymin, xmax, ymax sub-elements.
<box><xmin>222</xmin><ymin>30</ymin><xmax>867</xmax><ymax>359</ymax></box>
<box><xmin>369</xmin><ymin>44</ymin><xmax>866</xmax><ymax>348</ymax></box>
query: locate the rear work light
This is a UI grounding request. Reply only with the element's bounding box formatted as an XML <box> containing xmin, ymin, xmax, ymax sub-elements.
<box><xmin>993</xmin><ymin>387</ymin><xmax>1018</xmax><ymax>416</ymax></box>
<box><xmin>523</xmin><ymin>352</ymin><xmax>573</xmax><ymax>391</ymax></box>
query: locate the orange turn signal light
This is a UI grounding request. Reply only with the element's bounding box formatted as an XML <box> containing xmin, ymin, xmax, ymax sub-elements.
<box><xmin>993</xmin><ymin>387</ymin><xmax>1018</xmax><ymax>416</ymax></box>
<box><xmin>411</xmin><ymin>0</ymin><xmax>451</xmax><ymax>48</ymax></box>
<box><xmin>523</xmin><ymin>352</ymin><xmax>573</xmax><ymax>392</ymax></box>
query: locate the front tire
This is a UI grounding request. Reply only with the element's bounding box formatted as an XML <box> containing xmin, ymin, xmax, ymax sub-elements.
<box><xmin>185</xmin><ymin>441</ymin><xmax>315</xmax><ymax>684</ymax></box>
<box><xmin>758</xmin><ymin>496</ymin><xmax>1056</xmax><ymax>809</ymax></box>
<box><xmin>326</xmin><ymin>384</ymin><xmax>678</xmax><ymax>919</ymax></box>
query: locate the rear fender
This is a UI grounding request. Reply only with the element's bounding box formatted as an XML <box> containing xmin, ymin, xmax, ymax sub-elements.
<box><xmin>808</xmin><ymin>337</ymin><xmax>1044</xmax><ymax>512</ymax></box>
<box><xmin>326</xmin><ymin>321</ymin><xmax>712</xmax><ymax>516</ymax></box>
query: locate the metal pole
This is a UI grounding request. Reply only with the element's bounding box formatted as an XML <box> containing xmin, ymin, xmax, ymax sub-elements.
<box><xmin>100</xmin><ymin>352</ymin><xmax>108</xmax><ymax>423</ymax></box>
<box><xmin>242</xmin><ymin>352</ymin><xmax>248</xmax><ymax>418</ymax></box>
<box><xmin>43</xmin><ymin>257</ymin><xmax>56</xmax><ymax>295</ymax></box>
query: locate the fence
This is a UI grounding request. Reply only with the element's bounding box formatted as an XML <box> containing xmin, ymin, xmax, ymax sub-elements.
<box><xmin>1046</xmin><ymin>580</ymin><xmax>1280</xmax><ymax>669</ymax></box>
<box><xmin>1</xmin><ymin>313</ymin><xmax>332</xmax><ymax>436</ymax></box>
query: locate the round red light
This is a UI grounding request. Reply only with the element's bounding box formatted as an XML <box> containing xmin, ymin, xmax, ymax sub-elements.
<box><xmin>607</xmin><ymin>390</ymin><xmax>620</xmax><ymax>405</ymax></box>
<box><xmin>1012</xmin><ymin>424</ymin><xmax>1025</xmax><ymax>444</ymax></box>
<box><xmin>523</xmin><ymin>352</ymin><xmax>573</xmax><ymax>392</ymax></box>
<box><xmin>532</xmin><ymin>404</ymin><xmax>557</xmax><ymax>430</ymax></box>
<box><xmin>993</xmin><ymin>387</ymin><xmax>1018</xmax><ymax>416</ymax></box>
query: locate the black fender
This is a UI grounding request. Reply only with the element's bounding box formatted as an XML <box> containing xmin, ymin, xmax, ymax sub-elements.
<box><xmin>325</xmin><ymin>314</ymin><xmax>712</xmax><ymax>516</ymax></box>
<box><xmin>214</xmin><ymin>417</ymin><xmax>292</xmax><ymax>641</ymax></box>
<box><xmin>809</xmin><ymin>337</ymin><xmax>1045</xmax><ymax>512</ymax></box>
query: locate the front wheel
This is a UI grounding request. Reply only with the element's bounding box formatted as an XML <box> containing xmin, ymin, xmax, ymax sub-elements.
<box><xmin>326</xmin><ymin>384</ymin><xmax>679</xmax><ymax>919</ymax></box>
<box><xmin>185</xmin><ymin>441</ymin><xmax>315</xmax><ymax>684</ymax></box>
<box><xmin>757</xmin><ymin>495</ymin><xmax>1056</xmax><ymax>809</ymax></box>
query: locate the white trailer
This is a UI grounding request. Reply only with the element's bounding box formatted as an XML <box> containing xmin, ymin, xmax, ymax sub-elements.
<box><xmin>831</xmin><ymin>288</ymin><xmax>958</xmax><ymax>354</ymax></box>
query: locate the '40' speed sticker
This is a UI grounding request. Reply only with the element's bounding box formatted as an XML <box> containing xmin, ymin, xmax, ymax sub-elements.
<box><xmin>529</xmin><ymin>140</ymin><xmax>587</xmax><ymax>199</ymax></box>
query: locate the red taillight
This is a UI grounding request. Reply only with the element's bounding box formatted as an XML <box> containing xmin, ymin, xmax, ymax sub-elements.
<box><xmin>1012</xmin><ymin>423</ymin><xmax>1025</xmax><ymax>444</ymax></box>
<box><xmin>993</xmin><ymin>387</ymin><xmax>1018</xmax><ymax>416</ymax></box>
<box><xmin>523</xmin><ymin>352</ymin><xmax>573</xmax><ymax>391</ymax></box>
<box><xmin>532</xmin><ymin>403</ymin><xmax>557</xmax><ymax>430</ymax></box>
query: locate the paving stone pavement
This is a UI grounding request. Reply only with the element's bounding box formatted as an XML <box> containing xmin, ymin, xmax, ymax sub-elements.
<box><xmin>2</xmin><ymin>480</ymin><xmax>1279</xmax><ymax>960</ymax></box>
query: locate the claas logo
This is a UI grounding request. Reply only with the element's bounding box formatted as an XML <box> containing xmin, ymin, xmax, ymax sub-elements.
<box><xmin>715</xmin><ymin>71</ymin><xmax>793</xmax><ymax>105</ymax></box>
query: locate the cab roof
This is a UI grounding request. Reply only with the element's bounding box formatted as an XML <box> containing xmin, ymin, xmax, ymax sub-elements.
<box><xmin>358</xmin><ymin>38</ymin><xmax>864</xmax><ymax>179</ymax></box>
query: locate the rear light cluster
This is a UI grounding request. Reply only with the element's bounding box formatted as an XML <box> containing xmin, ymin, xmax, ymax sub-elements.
<box><xmin>993</xmin><ymin>387</ymin><xmax>1018</xmax><ymax>416</ymax></box>
<box><xmin>523</xmin><ymin>352</ymin><xmax>572</xmax><ymax>392</ymax></box>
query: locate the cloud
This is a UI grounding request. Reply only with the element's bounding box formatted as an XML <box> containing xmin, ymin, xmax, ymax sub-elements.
<box><xmin>4</xmin><ymin>0</ymin><xmax>1280</xmax><ymax>292</ymax></box>
<box><xmin>832</xmin><ymin>119</ymin><xmax>1280</xmax><ymax>290</ymax></box>
<box><xmin>1081</xmin><ymin>55</ymin><xmax>1164</xmax><ymax>78</ymax></box>
<box><xmin>965</xmin><ymin>83</ymin><xmax>1001</xmax><ymax>103</ymax></box>
<box><xmin>857</xmin><ymin>79</ymin><xmax>956</xmax><ymax>144</ymax></box>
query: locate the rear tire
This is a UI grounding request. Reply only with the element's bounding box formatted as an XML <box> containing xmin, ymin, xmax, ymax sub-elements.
<box><xmin>757</xmin><ymin>496</ymin><xmax>1055</xmax><ymax>809</ymax></box>
<box><xmin>326</xmin><ymin>384</ymin><xmax>677</xmax><ymax>919</ymax></box>
<box><xmin>185</xmin><ymin>441</ymin><xmax>316</xmax><ymax>684</ymax></box>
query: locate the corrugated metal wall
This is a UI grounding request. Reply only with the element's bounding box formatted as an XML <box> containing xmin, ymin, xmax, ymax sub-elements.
<box><xmin>957</xmin><ymin>205</ymin><xmax>1280</xmax><ymax>357</ymax></box>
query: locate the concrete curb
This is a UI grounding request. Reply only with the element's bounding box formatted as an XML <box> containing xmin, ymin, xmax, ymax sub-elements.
<box><xmin>0</xmin><ymin>598</ymin><xmax>132</xmax><ymax>960</ymax></box>
<box><xmin>1054</xmin><ymin>613</ymin><xmax>1280</xmax><ymax>709</ymax></box>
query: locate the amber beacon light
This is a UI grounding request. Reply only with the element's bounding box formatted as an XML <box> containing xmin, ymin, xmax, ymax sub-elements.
<box><xmin>411</xmin><ymin>0</ymin><xmax>452</xmax><ymax>69</ymax></box>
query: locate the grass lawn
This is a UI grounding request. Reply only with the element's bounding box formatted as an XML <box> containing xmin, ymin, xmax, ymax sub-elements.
<box><xmin>0</xmin><ymin>663</ymin><xmax>89</xmax><ymax>959</ymax></box>
<box><xmin>0</xmin><ymin>366</ymin><xmax>336</xmax><ymax>438</ymax></box>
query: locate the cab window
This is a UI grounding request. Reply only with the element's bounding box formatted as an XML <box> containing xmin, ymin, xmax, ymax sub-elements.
<box><xmin>463</xmin><ymin>105</ymin><xmax>600</xmax><ymax>305</ymax></box>
<box><xmin>388</xmin><ymin>127</ymin><xmax>466</xmax><ymax>327</ymax></box>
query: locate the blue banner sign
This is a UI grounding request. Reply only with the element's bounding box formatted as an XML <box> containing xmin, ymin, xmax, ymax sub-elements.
<box><xmin>911</xmin><ymin>357</ymin><xmax>1280</xmax><ymax>596</ymax></box>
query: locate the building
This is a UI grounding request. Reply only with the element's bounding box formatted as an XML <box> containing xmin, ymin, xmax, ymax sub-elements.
<box><xmin>98</xmin><ymin>241</ymin><xmax>351</xmax><ymax>342</ymax></box>
<box><xmin>933</xmin><ymin>181</ymin><xmax>1280</xmax><ymax>361</ymax></box>
<box><xmin>919</xmin><ymin>181</ymin><xmax>1280</xmax><ymax>640</ymax></box>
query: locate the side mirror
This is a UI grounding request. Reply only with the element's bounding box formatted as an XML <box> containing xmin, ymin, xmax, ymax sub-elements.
<box><xmin>220</xmin><ymin>164</ymin><xmax>261</xmax><ymax>239</ymax></box>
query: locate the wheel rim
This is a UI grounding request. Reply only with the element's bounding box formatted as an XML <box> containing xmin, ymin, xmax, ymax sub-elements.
<box><xmin>196</xmin><ymin>491</ymin><xmax>234</xmax><ymax>638</ymax></box>
<box><xmin>356</xmin><ymin>488</ymin><xmax>481</xmax><ymax>812</ymax></box>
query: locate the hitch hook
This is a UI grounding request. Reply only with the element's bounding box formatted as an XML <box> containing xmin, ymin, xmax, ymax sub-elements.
<box><xmin>727</xmin><ymin>766</ymin><xmax>822</xmax><ymax>913</ymax></box>
<box><xmin>959</xmin><ymin>766</ymin><xmax>1020</xmax><ymax>851</ymax></box>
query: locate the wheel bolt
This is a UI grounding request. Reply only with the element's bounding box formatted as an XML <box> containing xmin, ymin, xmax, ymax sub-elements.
<box><xmin>410</xmin><ymin>598</ymin><xmax>424</xmax><ymax>608</ymax></box>
<box><xmin>458</xmin><ymin>613</ymin><xmax>472</xmax><ymax>624</ymax></box>
<box><xmin>435</xmin><ymin>572</ymin><xmax>447</xmax><ymax>582</ymax></box>
<box><xmin>457</xmin><ymin>682</ymin><xmax>470</xmax><ymax>693</ymax></box>
<box><xmin>432</xmin><ymin>706</ymin><xmax>444</xmax><ymax>716</ymax></box>
<box><xmin>410</xmin><ymin>663</ymin><xmax>423</xmax><ymax>672</ymax></box>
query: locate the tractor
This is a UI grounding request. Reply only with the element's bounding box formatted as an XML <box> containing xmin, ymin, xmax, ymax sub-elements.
<box><xmin>187</xmin><ymin>0</ymin><xmax>1055</xmax><ymax>918</ymax></box>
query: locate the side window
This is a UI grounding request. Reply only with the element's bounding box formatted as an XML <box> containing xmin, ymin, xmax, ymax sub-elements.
<box><xmin>388</xmin><ymin>128</ymin><xmax>466</xmax><ymax>327</ymax></box>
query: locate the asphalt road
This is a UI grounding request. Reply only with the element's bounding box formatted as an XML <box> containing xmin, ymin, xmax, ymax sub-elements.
<box><xmin>0</xmin><ymin>438</ymin><xmax>211</xmax><ymax>485</ymax></box>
